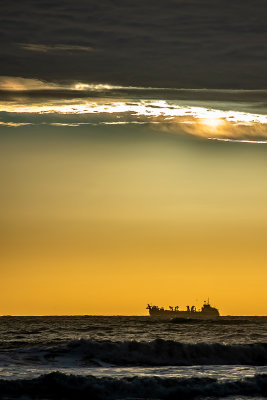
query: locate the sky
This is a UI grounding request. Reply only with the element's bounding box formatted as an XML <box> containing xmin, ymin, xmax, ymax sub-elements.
<box><xmin>1</xmin><ymin>0</ymin><xmax>267</xmax><ymax>89</ymax></box>
<box><xmin>1</xmin><ymin>1</ymin><xmax>267</xmax><ymax>315</ymax></box>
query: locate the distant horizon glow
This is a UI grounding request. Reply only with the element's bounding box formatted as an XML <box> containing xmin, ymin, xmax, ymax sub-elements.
<box><xmin>1</xmin><ymin>99</ymin><xmax>267</xmax><ymax>141</ymax></box>
<box><xmin>0</xmin><ymin>76</ymin><xmax>267</xmax><ymax>143</ymax></box>
<box><xmin>1</xmin><ymin>77</ymin><xmax>267</xmax><ymax>143</ymax></box>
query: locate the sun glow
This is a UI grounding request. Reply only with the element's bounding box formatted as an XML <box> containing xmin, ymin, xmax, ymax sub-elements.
<box><xmin>1</xmin><ymin>99</ymin><xmax>267</xmax><ymax>142</ymax></box>
<box><xmin>1</xmin><ymin>77</ymin><xmax>267</xmax><ymax>140</ymax></box>
<box><xmin>199</xmin><ymin>117</ymin><xmax>226</xmax><ymax>131</ymax></box>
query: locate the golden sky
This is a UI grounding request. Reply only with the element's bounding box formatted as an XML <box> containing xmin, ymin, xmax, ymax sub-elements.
<box><xmin>1</xmin><ymin>80</ymin><xmax>267</xmax><ymax>316</ymax></box>
<box><xmin>1</xmin><ymin>123</ymin><xmax>267</xmax><ymax>316</ymax></box>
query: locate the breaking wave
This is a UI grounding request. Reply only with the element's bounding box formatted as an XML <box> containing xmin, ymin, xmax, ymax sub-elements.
<box><xmin>30</xmin><ymin>339</ymin><xmax>267</xmax><ymax>366</ymax></box>
<box><xmin>1</xmin><ymin>372</ymin><xmax>267</xmax><ymax>399</ymax></box>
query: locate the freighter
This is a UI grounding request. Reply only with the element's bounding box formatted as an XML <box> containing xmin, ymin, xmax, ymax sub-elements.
<box><xmin>146</xmin><ymin>300</ymin><xmax>220</xmax><ymax>319</ymax></box>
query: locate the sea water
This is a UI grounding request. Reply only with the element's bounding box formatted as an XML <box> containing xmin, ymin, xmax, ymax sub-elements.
<box><xmin>0</xmin><ymin>316</ymin><xmax>267</xmax><ymax>399</ymax></box>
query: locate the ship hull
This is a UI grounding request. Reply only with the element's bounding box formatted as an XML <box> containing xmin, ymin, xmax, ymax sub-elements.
<box><xmin>148</xmin><ymin>310</ymin><xmax>219</xmax><ymax>319</ymax></box>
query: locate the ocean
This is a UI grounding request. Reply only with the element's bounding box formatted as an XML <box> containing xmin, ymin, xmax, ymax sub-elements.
<box><xmin>0</xmin><ymin>316</ymin><xmax>267</xmax><ymax>399</ymax></box>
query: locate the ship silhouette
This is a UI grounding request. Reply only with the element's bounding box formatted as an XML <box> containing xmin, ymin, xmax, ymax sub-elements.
<box><xmin>147</xmin><ymin>300</ymin><xmax>220</xmax><ymax>319</ymax></box>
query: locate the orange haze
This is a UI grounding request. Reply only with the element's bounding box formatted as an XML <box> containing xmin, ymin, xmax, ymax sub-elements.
<box><xmin>1</xmin><ymin>126</ymin><xmax>267</xmax><ymax>315</ymax></box>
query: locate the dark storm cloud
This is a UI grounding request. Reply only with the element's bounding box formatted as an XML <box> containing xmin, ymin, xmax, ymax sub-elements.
<box><xmin>1</xmin><ymin>0</ymin><xmax>267</xmax><ymax>88</ymax></box>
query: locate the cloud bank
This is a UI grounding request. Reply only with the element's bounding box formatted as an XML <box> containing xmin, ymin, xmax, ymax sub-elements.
<box><xmin>1</xmin><ymin>77</ymin><xmax>267</xmax><ymax>142</ymax></box>
<box><xmin>1</xmin><ymin>0</ymin><xmax>267</xmax><ymax>89</ymax></box>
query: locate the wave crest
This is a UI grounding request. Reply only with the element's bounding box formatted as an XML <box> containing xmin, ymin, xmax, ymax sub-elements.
<box><xmin>44</xmin><ymin>339</ymin><xmax>267</xmax><ymax>366</ymax></box>
<box><xmin>1</xmin><ymin>372</ymin><xmax>267</xmax><ymax>399</ymax></box>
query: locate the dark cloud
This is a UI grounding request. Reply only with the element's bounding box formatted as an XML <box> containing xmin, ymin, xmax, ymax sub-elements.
<box><xmin>1</xmin><ymin>0</ymin><xmax>267</xmax><ymax>88</ymax></box>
